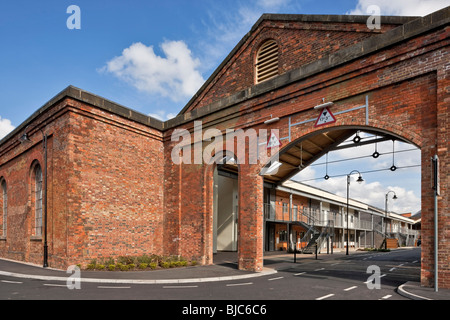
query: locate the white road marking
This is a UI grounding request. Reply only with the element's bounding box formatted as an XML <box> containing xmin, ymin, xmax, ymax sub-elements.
<box><xmin>314</xmin><ymin>268</ymin><xmax>325</xmax><ymax>271</ymax></box>
<box><xmin>344</xmin><ymin>286</ymin><xmax>358</xmax><ymax>291</ymax></box>
<box><xmin>163</xmin><ymin>285</ymin><xmax>198</xmax><ymax>289</ymax></box>
<box><xmin>1</xmin><ymin>280</ymin><xmax>22</xmax><ymax>284</ymax></box>
<box><xmin>43</xmin><ymin>283</ymin><xmax>67</xmax><ymax>287</ymax></box>
<box><xmin>389</xmin><ymin>267</ymin><xmax>396</xmax><ymax>271</ymax></box>
<box><xmin>268</xmin><ymin>277</ymin><xmax>284</xmax><ymax>281</ymax></box>
<box><xmin>226</xmin><ymin>282</ymin><xmax>253</xmax><ymax>287</ymax></box>
<box><xmin>294</xmin><ymin>272</ymin><xmax>306</xmax><ymax>276</ymax></box>
<box><xmin>364</xmin><ymin>274</ymin><xmax>386</xmax><ymax>284</ymax></box>
<box><xmin>380</xmin><ymin>295</ymin><xmax>392</xmax><ymax>300</ymax></box>
<box><xmin>98</xmin><ymin>286</ymin><xmax>131</xmax><ymax>289</ymax></box>
<box><xmin>316</xmin><ymin>294</ymin><xmax>335</xmax><ymax>300</ymax></box>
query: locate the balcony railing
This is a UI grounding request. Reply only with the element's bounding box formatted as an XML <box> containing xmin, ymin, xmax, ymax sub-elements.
<box><xmin>264</xmin><ymin>203</ymin><xmax>416</xmax><ymax>234</ymax></box>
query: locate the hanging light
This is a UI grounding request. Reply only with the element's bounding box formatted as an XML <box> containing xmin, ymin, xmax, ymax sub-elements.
<box><xmin>19</xmin><ymin>132</ymin><xmax>31</xmax><ymax>144</ymax></box>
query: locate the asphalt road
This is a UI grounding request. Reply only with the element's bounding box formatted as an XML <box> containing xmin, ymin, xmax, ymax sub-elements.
<box><xmin>0</xmin><ymin>248</ymin><xmax>421</xmax><ymax>306</ymax></box>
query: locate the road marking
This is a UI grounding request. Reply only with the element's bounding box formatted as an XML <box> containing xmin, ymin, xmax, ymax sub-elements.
<box><xmin>226</xmin><ymin>282</ymin><xmax>253</xmax><ymax>287</ymax></box>
<box><xmin>268</xmin><ymin>277</ymin><xmax>284</xmax><ymax>281</ymax></box>
<box><xmin>316</xmin><ymin>294</ymin><xmax>334</xmax><ymax>300</ymax></box>
<box><xmin>344</xmin><ymin>286</ymin><xmax>358</xmax><ymax>291</ymax></box>
<box><xmin>412</xmin><ymin>260</ymin><xmax>419</xmax><ymax>263</ymax></box>
<box><xmin>163</xmin><ymin>285</ymin><xmax>198</xmax><ymax>289</ymax></box>
<box><xmin>389</xmin><ymin>267</ymin><xmax>396</xmax><ymax>272</ymax></box>
<box><xmin>1</xmin><ymin>280</ymin><xmax>23</xmax><ymax>284</ymax></box>
<box><xmin>364</xmin><ymin>274</ymin><xmax>386</xmax><ymax>284</ymax></box>
<box><xmin>380</xmin><ymin>295</ymin><xmax>392</xmax><ymax>300</ymax></box>
<box><xmin>314</xmin><ymin>268</ymin><xmax>325</xmax><ymax>271</ymax></box>
<box><xmin>330</xmin><ymin>263</ymin><xmax>340</xmax><ymax>266</ymax></box>
<box><xmin>43</xmin><ymin>283</ymin><xmax>67</xmax><ymax>287</ymax></box>
<box><xmin>294</xmin><ymin>272</ymin><xmax>306</xmax><ymax>276</ymax></box>
<box><xmin>98</xmin><ymin>286</ymin><xmax>131</xmax><ymax>289</ymax></box>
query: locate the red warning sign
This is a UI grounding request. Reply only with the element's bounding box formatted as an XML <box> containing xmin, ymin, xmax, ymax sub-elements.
<box><xmin>314</xmin><ymin>107</ymin><xmax>336</xmax><ymax>127</ymax></box>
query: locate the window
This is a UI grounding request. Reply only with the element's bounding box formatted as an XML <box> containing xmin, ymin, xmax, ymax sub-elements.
<box><xmin>1</xmin><ymin>179</ymin><xmax>6</xmax><ymax>237</ymax></box>
<box><xmin>279</xmin><ymin>230</ymin><xmax>287</xmax><ymax>242</ymax></box>
<box><xmin>255</xmin><ymin>40</ymin><xmax>278</xmax><ymax>83</ymax></box>
<box><xmin>34</xmin><ymin>165</ymin><xmax>43</xmax><ymax>237</ymax></box>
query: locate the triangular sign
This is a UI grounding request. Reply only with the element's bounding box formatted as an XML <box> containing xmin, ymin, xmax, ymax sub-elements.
<box><xmin>267</xmin><ymin>132</ymin><xmax>281</xmax><ymax>149</ymax></box>
<box><xmin>314</xmin><ymin>107</ymin><xmax>336</xmax><ymax>127</ymax></box>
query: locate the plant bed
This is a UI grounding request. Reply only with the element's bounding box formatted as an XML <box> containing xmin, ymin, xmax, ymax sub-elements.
<box><xmin>82</xmin><ymin>255</ymin><xmax>198</xmax><ymax>272</ymax></box>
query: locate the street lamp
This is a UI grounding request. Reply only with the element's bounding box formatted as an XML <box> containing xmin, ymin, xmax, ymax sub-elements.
<box><xmin>384</xmin><ymin>191</ymin><xmax>398</xmax><ymax>250</ymax></box>
<box><xmin>20</xmin><ymin>126</ymin><xmax>49</xmax><ymax>268</ymax></box>
<box><xmin>346</xmin><ymin>170</ymin><xmax>364</xmax><ymax>255</ymax></box>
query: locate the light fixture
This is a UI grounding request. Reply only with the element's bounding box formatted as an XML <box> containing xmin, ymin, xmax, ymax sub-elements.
<box><xmin>385</xmin><ymin>191</ymin><xmax>398</xmax><ymax>250</ymax></box>
<box><xmin>19</xmin><ymin>132</ymin><xmax>31</xmax><ymax>144</ymax></box>
<box><xmin>264</xmin><ymin>117</ymin><xmax>280</xmax><ymax>124</ymax></box>
<box><xmin>314</xmin><ymin>100</ymin><xmax>334</xmax><ymax>110</ymax></box>
<box><xmin>262</xmin><ymin>160</ymin><xmax>282</xmax><ymax>175</ymax></box>
<box><xmin>346</xmin><ymin>170</ymin><xmax>364</xmax><ymax>255</ymax></box>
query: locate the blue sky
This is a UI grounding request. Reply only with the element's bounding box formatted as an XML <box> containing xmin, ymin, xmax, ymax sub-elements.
<box><xmin>0</xmin><ymin>0</ymin><xmax>448</xmax><ymax>213</ymax></box>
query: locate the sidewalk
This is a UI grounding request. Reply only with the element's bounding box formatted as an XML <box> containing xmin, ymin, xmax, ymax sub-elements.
<box><xmin>0</xmin><ymin>256</ymin><xmax>277</xmax><ymax>285</ymax></box>
<box><xmin>397</xmin><ymin>282</ymin><xmax>450</xmax><ymax>300</ymax></box>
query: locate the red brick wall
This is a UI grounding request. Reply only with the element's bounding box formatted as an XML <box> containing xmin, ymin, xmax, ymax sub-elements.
<box><xmin>64</xmin><ymin>99</ymin><xmax>165</xmax><ymax>267</ymax></box>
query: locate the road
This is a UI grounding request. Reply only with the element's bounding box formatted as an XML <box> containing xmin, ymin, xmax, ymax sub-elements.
<box><xmin>0</xmin><ymin>248</ymin><xmax>420</xmax><ymax>304</ymax></box>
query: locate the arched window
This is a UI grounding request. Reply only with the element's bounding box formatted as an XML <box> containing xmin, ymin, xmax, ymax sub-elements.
<box><xmin>1</xmin><ymin>179</ymin><xmax>6</xmax><ymax>237</ymax></box>
<box><xmin>255</xmin><ymin>40</ymin><xmax>279</xmax><ymax>84</ymax></box>
<box><xmin>34</xmin><ymin>165</ymin><xmax>43</xmax><ymax>237</ymax></box>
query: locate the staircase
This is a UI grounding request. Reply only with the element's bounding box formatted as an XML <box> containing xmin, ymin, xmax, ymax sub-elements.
<box><xmin>300</xmin><ymin>220</ymin><xmax>334</xmax><ymax>254</ymax></box>
<box><xmin>301</xmin><ymin>232</ymin><xmax>321</xmax><ymax>254</ymax></box>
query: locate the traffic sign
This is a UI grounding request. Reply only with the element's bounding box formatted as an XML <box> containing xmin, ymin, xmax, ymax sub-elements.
<box><xmin>314</xmin><ymin>107</ymin><xmax>336</xmax><ymax>127</ymax></box>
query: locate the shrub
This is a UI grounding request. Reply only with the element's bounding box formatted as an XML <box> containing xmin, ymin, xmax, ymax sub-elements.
<box><xmin>149</xmin><ymin>262</ymin><xmax>158</xmax><ymax>270</ymax></box>
<box><xmin>119</xmin><ymin>264</ymin><xmax>129</xmax><ymax>271</ymax></box>
<box><xmin>190</xmin><ymin>260</ymin><xmax>198</xmax><ymax>266</ymax></box>
<box><xmin>108</xmin><ymin>264</ymin><xmax>116</xmax><ymax>271</ymax></box>
<box><xmin>160</xmin><ymin>262</ymin><xmax>170</xmax><ymax>269</ymax></box>
<box><xmin>96</xmin><ymin>264</ymin><xmax>105</xmax><ymax>270</ymax></box>
<box><xmin>139</xmin><ymin>263</ymin><xmax>148</xmax><ymax>270</ymax></box>
<box><xmin>86</xmin><ymin>264</ymin><xmax>96</xmax><ymax>270</ymax></box>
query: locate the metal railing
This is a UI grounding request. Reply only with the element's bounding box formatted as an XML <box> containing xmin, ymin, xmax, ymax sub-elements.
<box><xmin>264</xmin><ymin>203</ymin><xmax>383</xmax><ymax>231</ymax></box>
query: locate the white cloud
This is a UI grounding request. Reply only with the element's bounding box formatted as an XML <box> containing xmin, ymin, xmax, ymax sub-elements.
<box><xmin>348</xmin><ymin>0</ymin><xmax>450</xmax><ymax>16</ymax></box>
<box><xmin>0</xmin><ymin>117</ymin><xmax>15</xmax><ymax>140</ymax></box>
<box><xmin>102</xmin><ymin>40</ymin><xmax>205</xmax><ymax>102</ymax></box>
<box><xmin>148</xmin><ymin>110</ymin><xmax>177</xmax><ymax>121</ymax></box>
<box><xmin>257</xmin><ymin>0</ymin><xmax>292</xmax><ymax>10</ymax></box>
<box><xmin>197</xmin><ymin>0</ymin><xmax>301</xmax><ymax>72</ymax></box>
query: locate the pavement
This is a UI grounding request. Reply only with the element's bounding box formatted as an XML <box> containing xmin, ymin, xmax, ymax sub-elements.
<box><xmin>1</xmin><ymin>250</ymin><xmax>449</xmax><ymax>300</ymax></box>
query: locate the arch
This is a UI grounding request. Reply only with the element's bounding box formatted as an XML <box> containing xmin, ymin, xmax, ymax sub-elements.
<box><xmin>259</xmin><ymin>124</ymin><xmax>421</xmax><ymax>184</ymax></box>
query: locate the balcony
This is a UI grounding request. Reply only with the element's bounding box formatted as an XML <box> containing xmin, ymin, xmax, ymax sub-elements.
<box><xmin>264</xmin><ymin>203</ymin><xmax>376</xmax><ymax>231</ymax></box>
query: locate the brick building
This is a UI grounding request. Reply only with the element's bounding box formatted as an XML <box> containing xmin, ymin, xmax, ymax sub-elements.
<box><xmin>0</xmin><ymin>8</ymin><xmax>449</xmax><ymax>288</ymax></box>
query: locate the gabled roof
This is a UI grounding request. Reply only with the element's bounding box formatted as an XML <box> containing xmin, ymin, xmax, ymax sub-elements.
<box><xmin>177</xmin><ymin>13</ymin><xmax>418</xmax><ymax>115</ymax></box>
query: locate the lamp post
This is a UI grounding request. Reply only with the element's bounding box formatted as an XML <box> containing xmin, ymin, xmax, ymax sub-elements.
<box><xmin>346</xmin><ymin>170</ymin><xmax>364</xmax><ymax>255</ymax></box>
<box><xmin>384</xmin><ymin>191</ymin><xmax>398</xmax><ymax>250</ymax></box>
<box><xmin>20</xmin><ymin>126</ymin><xmax>48</xmax><ymax>268</ymax></box>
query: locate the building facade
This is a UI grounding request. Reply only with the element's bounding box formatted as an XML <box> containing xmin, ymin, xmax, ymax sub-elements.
<box><xmin>0</xmin><ymin>8</ymin><xmax>448</xmax><ymax>288</ymax></box>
